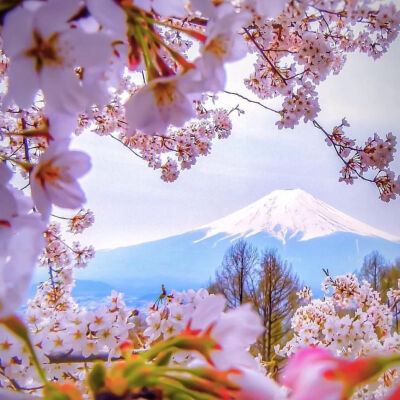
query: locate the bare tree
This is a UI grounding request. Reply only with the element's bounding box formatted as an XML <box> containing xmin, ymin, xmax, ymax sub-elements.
<box><xmin>357</xmin><ymin>251</ymin><xmax>387</xmax><ymax>291</ymax></box>
<box><xmin>380</xmin><ymin>258</ymin><xmax>400</xmax><ymax>332</ymax></box>
<box><xmin>357</xmin><ymin>252</ymin><xmax>400</xmax><ymax>332</ymax></box>
<box><xmin>211</xmin><ymin>240</ymin><xmax>258</xmax><ymax>308</ymax></box>
<box><xmin>252</xmin><ymin>250</ymin><xmax>300</xmax><ymax>365</ymax></box>
<box><xmin>209</xmin><ymin>244</ymin><xmax>300</xmax><ymax>373</ymax></box>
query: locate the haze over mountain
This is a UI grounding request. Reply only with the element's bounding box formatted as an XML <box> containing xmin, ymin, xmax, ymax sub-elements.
<box><xmin>33</xmin><ymin>189</ymin><xmax>400</xmax><ymax>304</ymax></box>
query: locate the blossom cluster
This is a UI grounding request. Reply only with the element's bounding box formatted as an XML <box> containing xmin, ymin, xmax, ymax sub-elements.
<box><xmin>78</xmin><ymin>93</ymin><xmax>236</xmax><ymax>182</ymax></box>
<box><xmin>277</xmin><ymin>273</ymin><xmax>400</xmax><ymax>398</ymax></box>
<box><xmin>40</xmin><ymin>222</ymin><xmax>95</xmax><ymax>270</ymax></box>
<box><xmin>2</xmin><ymin>281</ymin><xmax>400</xmax><ymax>399</ymax></box>
<box><xmin>319</xmin><ymin>119</ymin><xmax>400</xmax><ymax>201</ymax></box>
<box><xmin>0</xmin><ymin>280</ymin><xmax>136</xmax><ymax>392</ymax></box>
<box><xmin>244</xmin><ymin>0</ymin><xmax>400</xmax><ymax>129</ymax></box>
<box><xmin>0</xmin><ymin>284</ymin><xmax>285</xmax><ymax>399</ymax></box>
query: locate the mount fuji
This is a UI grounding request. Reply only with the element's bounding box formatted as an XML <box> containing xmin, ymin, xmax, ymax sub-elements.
<box><xmin>42</xmin><ymin>189</ymin><xmax>400</xmax><ymax>304</ymax></box>
<box><xmin>199</xmin><ymin>189</ymin><xmax>399</xmax><ymax>244</ymax></box>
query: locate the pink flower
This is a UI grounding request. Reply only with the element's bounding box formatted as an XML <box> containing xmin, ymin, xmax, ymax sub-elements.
<box><xmin>30</xmin><ymin>141</ymin><xmax>91</xmax><ymax>218</ymax></box>
<box><xmin>231</xmin><ymin>367</ymin><xmax>286</xmax><ymax>400</ymax></box>
<box><xmin>281</xmin><ymin>347</ymin><xmax>342</xmax><ymax>400</ymax></box>
<box><xmin>281</xmin><ymin>347</ymin><xmax>400</xmax><ymax>400</ymax></box>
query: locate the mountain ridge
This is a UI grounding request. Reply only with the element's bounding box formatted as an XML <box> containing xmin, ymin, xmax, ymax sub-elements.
<box><xmin>198</xmin><ymin>189</ymin><xmax>400</xmax><ymax>244</ymax></box>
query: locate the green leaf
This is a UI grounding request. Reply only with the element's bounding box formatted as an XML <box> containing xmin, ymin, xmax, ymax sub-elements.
<box><xmin>88</xmin><ymin>363</ymin><xmax>106</xmax><ymax>394</ymax></box>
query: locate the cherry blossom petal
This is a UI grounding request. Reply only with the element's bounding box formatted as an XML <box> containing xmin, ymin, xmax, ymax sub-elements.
<box><xmin>61</xmin><ymin>29</ymin><xmax>114</xmax><ymax>68</ymax></box>
<box><xmin>45</xmin><ymin>179</ymin><xmax>87</xmax><ymax>210</ymax></box>
<box><xmin>85</xmin><ymin>0</ymin><xmax>127</xmax><ymax>38</ymax></box>
<box><xmin>4</xmin><ymin>56</ymin><xmax>39</xmax><ymax>110</ymax></box>
<box><xmin>35</xmin><ymin>0</ymin><xmax>81</xmax><ymax>38</ymax></box>
<box><xmin>191</xmin><ymin>294</ymin><xmax>226</xmax><ymax>330</ymax></box>
<box><xmin>232</xmin><ymin>367</ymin><xmax>286</xmax><ymax>400</ymax></box>
<box><xmin>2</xmin><ymin>7</ymin><xmax>34</xmax><ymax>58</ymax></box>
<box><xmin>41</xmin><ymin>67</ymin><xmax>87</xmax><ymax>115</ymax></box>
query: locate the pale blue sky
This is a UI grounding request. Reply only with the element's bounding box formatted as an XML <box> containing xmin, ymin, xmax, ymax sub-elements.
<box><xmin>70</xmin><ymin>38</ymin><xmax>400</xmax><ymax>250</ymax></box>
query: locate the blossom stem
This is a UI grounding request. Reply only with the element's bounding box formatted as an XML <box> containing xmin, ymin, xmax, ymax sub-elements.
<box><xmin>243</xmin><ymin>27</ymin><xmax>288</xmax><ymax>86</ymax></box>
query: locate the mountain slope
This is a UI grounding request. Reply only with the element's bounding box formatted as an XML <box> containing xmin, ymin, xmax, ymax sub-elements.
<box><xmin>199</xmin><ymin>189</ymin><xmax>400</xmax><ymax>243</ymax></box>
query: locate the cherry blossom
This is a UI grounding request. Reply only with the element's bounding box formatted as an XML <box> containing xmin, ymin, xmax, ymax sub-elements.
<box><xmin>277</xmin><ymin>273</ymin><xmax>400</xmax><ymax>398</ymax></box>
<box><xmin>124</xmin><ymin>74</ymin><xmax>197</xmax><ymax>135</ymax></box>
<box><xmin>282</xmin><ymin>347</ymin><xmax>400</xmax><ymax>400</ymax></box>
<box><xmin>0</xmin><ymin>163</ymin><xmax>45</xmax><ymax>318</ymax></box>
<box><xmin>2</xmin><ymin>0</ymin><xmax>113</xmax><ymax>115</ymax></box>
<box><xmin>196</xmin><ymin>10</ymin><xmax>250</xmax><ymax>91</ymax></box>
<box><xmin>30</xmin><ymin>140</ymin><xmax>91</xmax><ymax>218</ymax></box>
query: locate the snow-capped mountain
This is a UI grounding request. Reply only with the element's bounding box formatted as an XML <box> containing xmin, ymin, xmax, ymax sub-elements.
<box><xmin>200</xmin><ymin>189</ymin><xmax>400</xmax><ymax>243</ymax></box>
<box><xmin>34</xmin><ymin>189</ymin><xmax>400</xmax><ymax>304</ymax></box>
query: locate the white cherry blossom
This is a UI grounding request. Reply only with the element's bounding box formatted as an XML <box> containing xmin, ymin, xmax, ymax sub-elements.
<box><xmin>135</xmin><ymin>0</ymin><xmax>187</xmax><ymax>18</ymax></box>
<box><xmin>194</xmin><ymin>11</ymin><xmax>250</xmax><ymax>91</ymax></box>
<box><xmin>124</xmin><ymin>74</ymin><xmax>196</xmax><ymax>135</ymax></box>
<box><xmin>2</xmin><ymin>0</ymin><xmax>113</xmax><ymax>115</ymax></box>
<box><xmin>30</xmin><ymin>140</ymin><xmax>91</xmax><ymax>218</ymax></box>
<box><xmin>0</xmin><ymin>163</ymin><xmax>45</xmax><ymax>318</ymax></box>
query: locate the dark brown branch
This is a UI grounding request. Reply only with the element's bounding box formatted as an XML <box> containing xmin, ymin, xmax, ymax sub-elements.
<box><xmin>45</xmin><ymin>350</ymin><xmax>141</xmax><ymax>364</ymax></box>
<box><xmin>312</xmin><ymin>120</ymin><xmax>375</xmax><ymax>184</ymax></box>
<box><xmin>243</xmin><ymin>27</ymin><xmax>288</xmax><ymax>86</ymax></box>
<box><xmin>223</xmin><ymin>90</ymin><xmax>280</xmax><ymax>114</ymax></box>
<box><xmin>109</xmin><ymin>134</ymin><xmax>144</xmax><ymax>160</ymax></box>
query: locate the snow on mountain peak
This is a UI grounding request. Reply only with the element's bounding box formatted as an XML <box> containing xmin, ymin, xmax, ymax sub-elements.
<box><xmin>199</xmin><ymin>189</ymin><xmax>400</xmax><ymax>244</ymax></box>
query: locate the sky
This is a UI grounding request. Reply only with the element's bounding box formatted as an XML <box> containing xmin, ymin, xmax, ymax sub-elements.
<box><xmin>69</xmin><ymin>37</ymin><xmax>400</xmax><ymax>250</ymax></box>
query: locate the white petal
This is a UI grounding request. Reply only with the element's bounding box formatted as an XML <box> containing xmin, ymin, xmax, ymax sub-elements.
<box><xmin>190</xmin><ymin>0</ymin><xmax>232</xmax><ymax>18</ymax></box>
<box><xmin>232</xmin><ymin>368</ymin><xmax>287</xmax><ymax>400</ymax></box>
<box><xmin>134</xmin><ymin>0</ymin><xmax>152</xmax><ymax>12</ymax></box>
<box><xmin>81</xmin><ymin>67</ymin><xmax>111</xmax><ymax>107</ymax></box>
<box><xmin>86</xmin><ymin>0</ymin><xmax>126</xmax><ymax>37</ymax></box>
<box><xmin>41</xmin><ymin>67</ymin><xmax>87</xmax><ymax>115</ymax></box>
<box><xmin>30</xmin><ymin>175</ymin><xmax>52</xmax><ymax>218</ymax></box>
<box><xmin>46</xmin><ymin>179</ymin><xmax>86</xmax><ymax>209</ymax></box>
<box><xmin>152</xmin><ymin>0</ymin><xmax>186</xmax><ymax>17</ymax></box>
<box><xmin>61</xmin><ymin>29</ymin><xmax>113</xmax><ymax>68</ymax></box>
<box><xmin>37</xmin><ymin>138</ymin><xmax>70</xmax><ymax>163</ymax></box>
<box><xmin>257</xmin><ymin>0</ymin><xmax>287</xmax><ymax>18</ymax></box>
<box><xmin>0</xmin><ymin>224</ymin><xmax>44</xmax><ymax>318</ymax></box>
<box><xmin>6</xmin><ymin>56</ymin><xmax>39</xmax><ymax>109</ymax></box>
<box><xmin>56</xmin><ymin>151</ymin><xmax>92</xmax><ymax>178</ymax></box>
<box><xmin>35</xmin><ymin>0</ymin><xmax>81</xmax><ymax>37</ymax></box>
<box><xmin>191</xmin><ymin>295</ymin><xmax>226</xmax><ymax>330</ymax></box>
<box><xmin>47</xmin><ymin>113</ymin><xmax>78</xmax><ymax>140</ymax></box>
<box><xmin>125</xmin><ymin>77</ymin><xmax>196</xmax><ymax>134</ymax></box>
<box><xmin>2</xmin><ymin>7</ymin><xmax>34</xmax><ymax>58</ymax></box>
<box><xmin>0</xmin><ymin>187</ymin><xmax>17</xmax><ymax>221</ymax></box>
<box><xmin>0</xmin><ymin>163</ymin><xmax>12</xmax><ymax>184</ymax></box>
<box><xmin>124</xmin><ymin>87</ymin><xmax>161</xmax><ymax>134</ymax></box>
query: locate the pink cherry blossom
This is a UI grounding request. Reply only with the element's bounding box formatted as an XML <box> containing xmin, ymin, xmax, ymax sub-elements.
<box><xmin>281</xmin><ymin>347</ymin><xmax>343</xmax><ymax>400</ymax></box>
